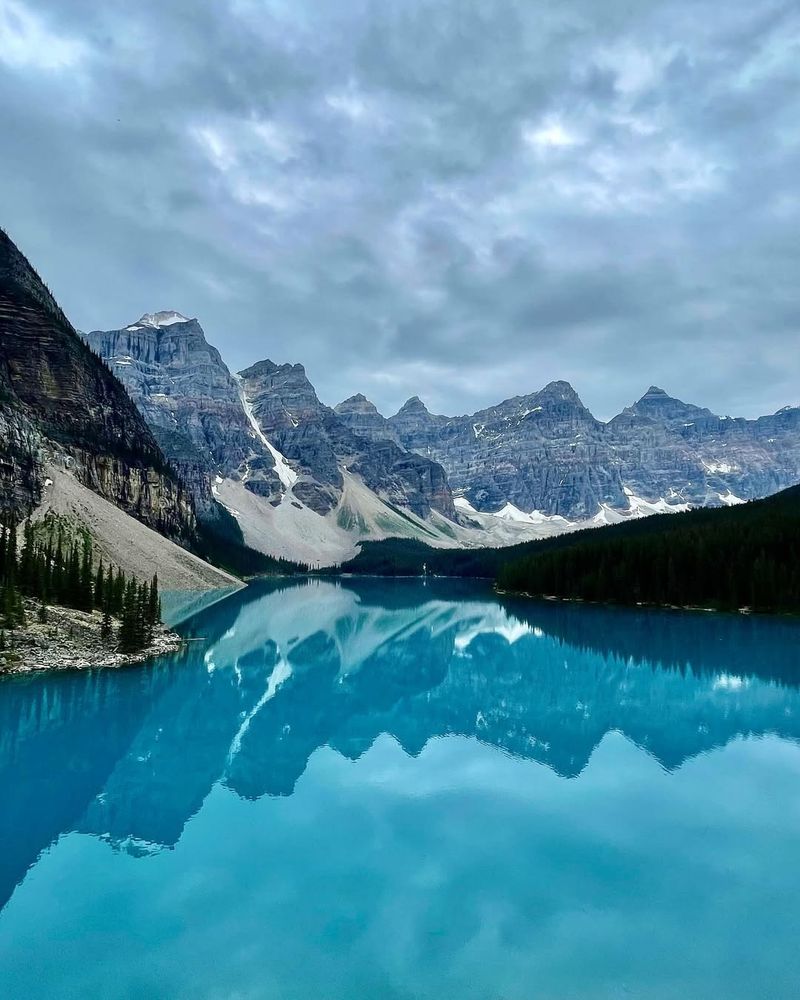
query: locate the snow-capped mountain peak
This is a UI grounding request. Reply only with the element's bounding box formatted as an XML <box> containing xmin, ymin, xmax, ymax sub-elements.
<box><xmin>129</xmin><ymin>311</ymin><xmax>191</xmax><ymax>330</ymax></box>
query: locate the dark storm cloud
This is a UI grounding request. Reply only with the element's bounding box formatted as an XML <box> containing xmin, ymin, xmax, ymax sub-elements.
<box><xmin>0</xmin><ymin>0</ymin><xmax>798</xmax><ymax>419</ymax></box>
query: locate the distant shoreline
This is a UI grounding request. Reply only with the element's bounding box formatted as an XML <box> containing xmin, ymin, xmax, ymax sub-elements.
<box><xmin>494</xmin><ymin>588</ymin><xmax>800</xmax><ymax>619</ymax></box>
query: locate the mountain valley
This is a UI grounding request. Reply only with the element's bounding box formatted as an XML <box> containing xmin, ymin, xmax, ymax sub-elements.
<box><xmin>2</xmin><ymin>226</ymin><xmax>799</xmax><ymax>572</ymax></box>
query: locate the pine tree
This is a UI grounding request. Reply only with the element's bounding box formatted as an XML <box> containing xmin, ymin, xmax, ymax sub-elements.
<box><xmin>137</xmin><ymin>581</ymin><xmax>150</xmax><ymax>647</ymax></box>
<box><xmin>79</xmin><ymin>536</ymin><xmax>93</xmax><ymax>611</ymax></box>
<box><xmin>100</xmin><ymin>605</ymin><xmax>113</xmax><ymax>641</ymax></box>
<box><xmin>94</xmin><ymin>559</ymin><xmax>105</xmax><ymax>611</ymax></box>
<box><xmin>104</xmin><ymin>564</ymin><xmax>114</xmax><ymax>612</ymax></box>
<box><xmin>148</xmin><ymin>574</ymin><xmax>160</xmax><ymax>631</ymax></box>
<box><xmin>19</xmin><ymin>519</ymin><xmax>34</xmax><ymax>591</ymax></box>
<box><xmin>118</xmin><ymin>578</ymin><xmax>140</xmax><ymax>653</ymax></box>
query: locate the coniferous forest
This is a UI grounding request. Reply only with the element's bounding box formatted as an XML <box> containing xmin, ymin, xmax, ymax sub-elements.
<box><xmin>0</xmin><ymin>512</ymin><xmax>162</xmax><ymax>652</ymax></box>
<box><xmin>497</xmin><ymin>486</ymin><xmax>800</xmax><ymax>612</ymax></box>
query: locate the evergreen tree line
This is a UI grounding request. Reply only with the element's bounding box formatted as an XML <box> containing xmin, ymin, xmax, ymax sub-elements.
<box><xmin>0</xmin><ymin>512</ymin><xmax>161</xmax><ymax>651</ymax></box>
<box><xmin>497</xmin><ymin>487</ymin><xmax>800</xmax><ymax>613</ymax></box>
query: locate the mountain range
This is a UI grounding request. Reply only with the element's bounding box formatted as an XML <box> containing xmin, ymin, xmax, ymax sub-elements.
<box><xmin>86</xmin><ymin>314</ymin><xmax>465</xmax><ymax>566</ymax></box>
<box><xmin>382</xmin><ymin>382</ymin><xmax>800</xmax><ymax>518</ymax></box>
<box><xmin>87</xmin><ymin>309</ymin><xmax>800</xmax><ymax>565</ymax></box>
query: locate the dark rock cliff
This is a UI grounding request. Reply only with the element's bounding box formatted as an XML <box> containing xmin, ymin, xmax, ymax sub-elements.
<box><xmin>0</xmin><ymin>230</ymin><xmax>194</xmax><ymax>540</ymax></box>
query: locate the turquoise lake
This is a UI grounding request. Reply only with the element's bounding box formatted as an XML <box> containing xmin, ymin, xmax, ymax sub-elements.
<box><xmin>1</xmin><ymin>577</ymin><xmax>800</xmax><ymax>999</ymax></box>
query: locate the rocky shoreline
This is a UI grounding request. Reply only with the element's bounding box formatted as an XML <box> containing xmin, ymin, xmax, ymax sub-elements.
<box><xmin>0</xmin><ymin>599</ymin><xmax>183</xmax><ymax>676</ymax></box>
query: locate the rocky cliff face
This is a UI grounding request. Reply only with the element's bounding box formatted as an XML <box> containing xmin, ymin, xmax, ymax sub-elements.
<box><xmin>386</xmin><ymin>381</ymin><xmax>623</xmax><ymax>518</ymax></box>
<box><xmin>607</xmin><ymin>386</ymin><xmax>800</xmax><ymax>505</ymax></box>
<box><xmin>239</xmin><ymin>361</ymin><xmax>456</xmax><ymax>519</ymax></box>
<box><xmin>0</xmin><ymin>230</ymin><xmax>193</xmax><ymax>540</ymax></box>
<box><xmin>86</xmin><ymin>313</ymin><xmax>281</xmax><ymax>517</ymax></box>
<box><xmin>384</xmin><ymin>382</ymin><xmax>800</xmax><ymax>517</ymax></box>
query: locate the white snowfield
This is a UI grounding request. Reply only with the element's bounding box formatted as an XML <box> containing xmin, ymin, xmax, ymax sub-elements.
<box><xmin>32</xmin><ymin>468</ymin><xmax>242</xmax><ymax>593</ymax></box>
<box><xmin>718</xmin><ymin>490</ymin><xmax>745</xmax><ymax>506</ymax></box>
<box><xmin>126</xmin><ymin>311</ymin><xmax>191</xmax><ymax>330</ymax></box>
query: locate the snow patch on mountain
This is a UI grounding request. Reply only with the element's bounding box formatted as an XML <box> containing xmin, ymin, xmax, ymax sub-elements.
<box><xmin>702</xmin><ymin>460</ymin><xmax>738</xmax><ymax>475</ymax></box>
<box><xmin>232</xmin><ymin>373</ymin><xmax>297</xmax><ymax>489</ymax></box>
<box><xmin>495</xmin><ymin>501</ymin><xmax>572</xmax><ymax>526</ymax></box>
<box><xmin>622</xmin><ymin>487</ymin><xmax>691</xmax><ymax>516</ymax></box>
<box><xmin>128</xmin><ymin>311</ymin><xmax>191</xmax><ymax>330</ymax></box>
<box><xmin>590</xmin><ymin>491</ymin><xmax>689</xmax><ymax>526</ymax></box>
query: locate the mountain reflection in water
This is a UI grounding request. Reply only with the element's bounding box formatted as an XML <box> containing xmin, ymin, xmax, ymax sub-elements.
<box><xmin>1</xmin><ymin>577</ymin><xmax>799</xmax><ymax>911</ymax></box>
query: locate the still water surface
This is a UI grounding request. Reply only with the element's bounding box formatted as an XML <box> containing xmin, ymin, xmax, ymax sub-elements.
<box><xmin>1</xmin><ymin>578</ymin><xmax>800</xmax><ymax>999</ymax></box>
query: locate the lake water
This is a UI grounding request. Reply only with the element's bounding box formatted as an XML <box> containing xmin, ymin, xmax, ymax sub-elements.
<box><xmin>1</xmin><ymin>577</ymin><xmax>800</xmax><ymax>999</ymax></box>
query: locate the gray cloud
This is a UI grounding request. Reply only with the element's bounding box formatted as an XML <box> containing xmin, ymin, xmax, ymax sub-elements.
<box><xmin>0</xmin><ymin>0</ymin><xmax>798</xmax><ymax>419</ymax></box>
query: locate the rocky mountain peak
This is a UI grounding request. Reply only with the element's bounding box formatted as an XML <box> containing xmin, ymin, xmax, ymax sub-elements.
<box><xmin>239</xmin><ymin>358</ymin><xmax>277</xmax><ymax>378</ymax></box>
<box><xmin>334</xmin><ymin>392</ymin><xmax>378</xmax><ymax>413</ymax></box>
<box><xmin>86</xmin><ymin>319</ymin><xmax>282</xmax><ymax>512</ymax></box>
<box><xmin>239</xmin><ymin>359</ymin><xmax>321</xmax><ymax>421</ymax></box>
<box><xmin>88</xmin><ymin>312</ymin><xmax>228</xmax><ymax>373</ymax></box>
<box><xmin>236</xmin><ymin>359</ymin><xmax>456</xmax><ymax>520</ymax></box>
<box><xmin>129</xmin><ymin>311</ymin><xmax>191</xmax><ymax>330</ymax></box>
<box><xmin>397</xmin><ymin>395</ymin><xmax>430</xmax><ymax>415</ymax></box>
<box><xmin>239</xmin><ymin>359</ymin><xmax>309</xmax><ymax>384</ymax></box>
<box><xmin>532</xmin><ymin>380</ymin><xmax>588</xmax><ymax>411</ymax></box>
<box><xmin>632</xmin><ymin>386</ymin><xmax>679</xmax><ymax>407</ymax></box>
<box><xmin>627</xmin><ymin>385</ymin><xmax>715</xmax><ymax>424</ymax></box>
<box><xmin>335</xmin><ymin>393</ymin><xmax>380</xmax><ymax>415</ymax></box>
<box><xmin>335</xmin><ymin>394</ymin><xmax>400</xmax><ymax>445</ymax></box>
<box><xmin>539</xmin><ymin>380</ymin><xmax>581</xmax><ymax>400</ymax></box>
<box><xmin>239</xmin><ymin>360</ymin><xmax>322</xmax><ymax>432</ymax></box>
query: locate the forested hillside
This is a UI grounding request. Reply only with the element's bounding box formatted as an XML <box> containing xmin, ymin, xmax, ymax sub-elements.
<box><xmin>497</xmin><ymin>487</ymin><xmax>800</xmax><ymax>612</ymax></box>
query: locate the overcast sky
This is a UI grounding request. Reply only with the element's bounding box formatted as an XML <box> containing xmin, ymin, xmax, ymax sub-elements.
<box><xmin>1</xmin><ymin>0</ymin><xmax>798</xmax><ymax>419</ymax></box>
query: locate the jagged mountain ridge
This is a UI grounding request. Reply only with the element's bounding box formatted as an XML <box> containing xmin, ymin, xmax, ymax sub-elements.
<box><xmin>88</xmin><ymin>315</ymin><xmax>463</xmax><ymax>565</ymax></box>
<box><xmin>377</xmin><ymin>382</ymin><xmax>800</xmax><ymax>518</ymax></box>
<box><xmin>385</xmin><ymin>381</ymin><xmax>614</xmax><ymax>518</ymax></box>
<box><xmin>0</xmin><ymin>230</ymin><xmax>193</xmax><ymax>541</ymax></box>
<box><xmin>238</xmin><ymin>360</ymin><xmax>455</xmax><ymax>519</ymax></box>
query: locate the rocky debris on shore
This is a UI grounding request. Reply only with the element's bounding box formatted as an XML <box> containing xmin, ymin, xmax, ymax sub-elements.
<box><xmin>0</xmin><ymin>599</ymin><xmax>183</xmax><ymax>675</ymax></box>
